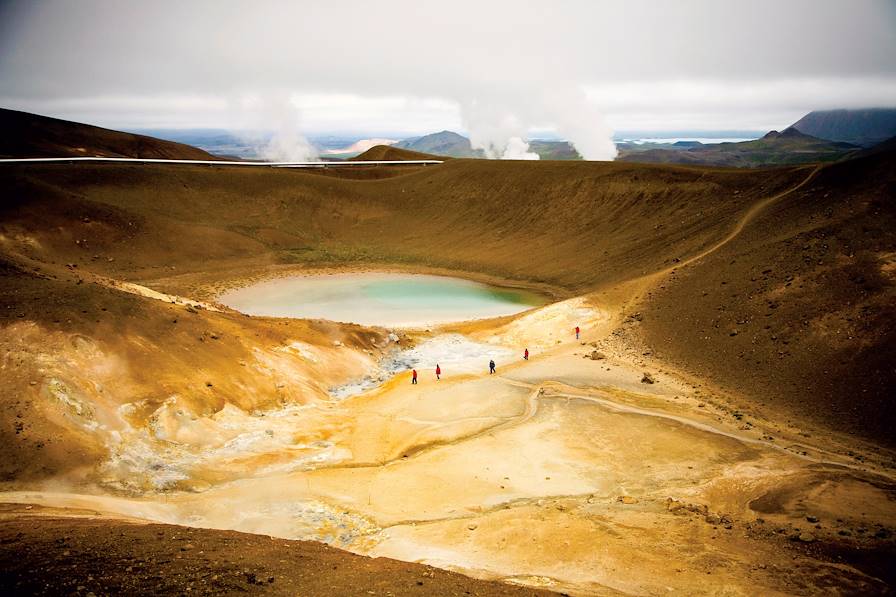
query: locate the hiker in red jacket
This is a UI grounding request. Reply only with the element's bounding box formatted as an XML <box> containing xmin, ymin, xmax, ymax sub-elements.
<box><xmin>436</xmin><ymin>364</ymin><xmax>441</xmax><ymax>381</ymax></box>
<box><xmin>575</xmin><ymin>325</ymin><xmax>580</xmax><ymax>340</ymax></box>
<box><xmin>411</xmin><ymin>369</ymin><xmax>418</xmax><ymax>384</ymax></box>
<box><xmin>524</xmin><ymin>348</ymin><xmax>529</xmax><ymax>360</ymax></box>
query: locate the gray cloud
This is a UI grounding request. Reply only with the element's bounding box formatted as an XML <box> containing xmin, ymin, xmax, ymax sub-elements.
<box><xmin>1</xmin><ymin>0</ymin><xmax>895</xmax><ymax>157</ymax></box>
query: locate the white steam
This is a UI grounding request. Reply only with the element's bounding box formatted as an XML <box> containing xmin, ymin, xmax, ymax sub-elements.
<box><xmin>460</xmin><ymin>86</ymin><xmax>617</xmax><ymax>161</ymax></box>
<box><xmin>232</xmin><ymin>95</ymin><xmax>318</xmax><ymax>162</ymax></box>
<box><xmin>258</xmin><ymin>127</ymin><xmax>317</xmax><ymax>162</ymax></box>
<box><xmin>503</xmin><ymin>137</ymin><xmax>539</xmax><ymax>160</ymax></box>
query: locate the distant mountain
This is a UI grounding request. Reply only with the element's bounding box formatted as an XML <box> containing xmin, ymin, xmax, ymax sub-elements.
<box><xmin>791</xmin><ymin>108</ymin><xmax>896</xmax><ymax>148</ymax></box>
<box><xmin>527</xmin><ymin>140</ymin><xmax>582</xmax><ymax>160</ymax></box>
<box><xmin>395</xmin><ymin>131</ymin><xmax>583</xmax><ymax>160</ymax></box>
<box><xmin>618</xmin><ymin>127</ymin><xmax>859</xmax><ymax>167</ymax></box>
<box><xmin>0</xmin><ymin>108</ymin><xmax>221</xmax><ymax>160</ymax></box>
<box><xmin>395</xmin><ymin>131</ymin><xmax>481</xmax><ymax>157</ymax></box>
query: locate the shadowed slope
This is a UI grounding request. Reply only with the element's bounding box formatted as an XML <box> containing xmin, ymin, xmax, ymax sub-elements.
<box><xmin>0</xmin><ymin>108</ymin><xmax>222</xmax><ymax>160</ymax></box>
<box><xmin>0</xmin><ymin>505</ymin><xmax>556</xmax><ymax>596</ymax></box>
<box><xmin>640</xmin><ymin>149</ymin><xmax>896</xmax><ymax>445</ymax></box>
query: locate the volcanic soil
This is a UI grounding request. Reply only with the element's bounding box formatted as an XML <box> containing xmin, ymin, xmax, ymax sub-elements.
<box><xmin>0</xmin><ymin>135</ymin><xmax>894</xmax><ymax>594</ymax></box>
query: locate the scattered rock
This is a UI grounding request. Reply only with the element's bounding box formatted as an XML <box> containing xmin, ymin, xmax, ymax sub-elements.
<box><xmin>806</xmin><ymin>515</ymin><xmax>819</xmax><ymax>523</ymax></box>
<box><xmin>798</xmin><ymin>532</ymin><xmax>815</xmax><ymax>542</ymax></box>
<box><xmin>467</xmin><ymin>523</ymin><xmax>478</xmax><ymax>531</ymax></box>
<box><xmin>705</xmin><ymin>514</ymin><xmax>721</xmax><ymax>525</ymax></box>
<box><xmin>617</xmin><ymin>496</ymin><xmax>639</xmax><ymax>504</ymax></box>
<box><xmin>588</xmin><ymin>350</ymin><xmax>606</xmax><ymax>361</ymax></box>
<box><xmin>641</xmin><ymin>372</ymin><xmax>655</xmax><ymax>384</ymax></box>
<box><xmin>666</xmin><ymin>498</ymin><xmax>708</xmax><ymax>516</ymax></box>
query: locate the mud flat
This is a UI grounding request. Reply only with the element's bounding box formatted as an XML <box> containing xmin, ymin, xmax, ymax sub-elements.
<box><xmin>4</xmin><ymin>304</ymin><xmax>895</xmax><ymax>595</ymax></box>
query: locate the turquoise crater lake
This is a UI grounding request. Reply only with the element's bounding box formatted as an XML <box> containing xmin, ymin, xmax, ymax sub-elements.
<box><xmin>218</xmin><ymin>273</ymin><xmax>546</xmax><ymax>327</ymax></box>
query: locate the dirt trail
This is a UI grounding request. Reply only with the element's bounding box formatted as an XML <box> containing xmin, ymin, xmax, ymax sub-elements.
<box><xmin>663</xmin><ymin>164</ymin><xmax>821</xmax><ymax>275</ymax></box>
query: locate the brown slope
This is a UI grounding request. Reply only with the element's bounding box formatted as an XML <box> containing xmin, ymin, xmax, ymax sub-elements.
<box><xmin>0</xmin><ymin>505</ymin><xmax>556</xmax><ymax>596</ymax></box>
<box><xmin>639</xmin><ymin>149</ymin><xmax>896</xmax><ymax>445</ymax></box>
<box><xmin>351</xmin><ymin>144</ymin><xmax>445</xmax><ymax>161</ymax></box>
<box><xmin>0</xmin><ymin>108</ymin><xmax>221</xmax><ymax>160</ymax></box>
<box><xmin>0</xmin><ymin>160</ymin><xmax>807</xmax><ymax>294</ymax></box>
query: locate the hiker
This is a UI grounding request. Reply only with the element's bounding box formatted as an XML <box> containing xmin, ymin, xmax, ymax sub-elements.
<box><xmin>489</xmin><ymin>359</ymin><xmax>496</xmax><ymax>374</ymax></box>
<box><xmin>436</xmin><ymin>364</ymin><xmax>441</xmax><ymax>381</ymax></box>
<box><xmin>575</xmin><ymin>325</ymin><xmax>580</xmax><ymax>340</ymax></box>
<box><xmin>524</xmin><ymin>348</ymin><xmax>529</xmax><ymax>360</ymax></box>
<box><xmin>411</xmin><ymin>369</ymin><xmax>418</xmax><ymax>384</ymax></box>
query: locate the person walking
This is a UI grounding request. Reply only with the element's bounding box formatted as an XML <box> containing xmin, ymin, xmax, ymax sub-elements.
<box><xmin>411</xmin><ymin>369</ymin><xmax>418</xmax><ymax>384</ymax></box>
<box><xmin>489</xmin><ymin>359</ymin><xmax>496</xmax><ymax>374</ymax></box>
<box><xmin>435</xmin><ymin>364</ymin><xmax>441</xmax><ymax>381</ymax></box>
<box><xmin>575</xmin><ymin>325</ymin><xmax>580</xmax><ymax>340</ymax></box>
<box><xmin>524</xmin><ymin>348</ymin><xmax>529</xmax><ymax>360</ymax></box>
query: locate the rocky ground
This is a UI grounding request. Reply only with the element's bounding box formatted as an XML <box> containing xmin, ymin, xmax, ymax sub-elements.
<box><xmin>0</xmin><ymin>505</ymin><xmax>556</xmax><ymax>596</ymax></box>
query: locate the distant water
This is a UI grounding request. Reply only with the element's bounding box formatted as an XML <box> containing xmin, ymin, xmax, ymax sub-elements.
<box><xmin>621</xmin><ymin>136</ymin><xmax>758</xmax><ymax>145</ymax></box>
<box><xmin>219</xmin><ymin>273</ymin><xmax>545</xmax><ymax>327</ymax></box>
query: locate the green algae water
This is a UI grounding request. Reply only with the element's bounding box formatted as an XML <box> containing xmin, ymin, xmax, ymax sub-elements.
<box><xmin>219</xmin><ymin>273</ymin><xmax>545</xmax><ymax>327</ymax></box>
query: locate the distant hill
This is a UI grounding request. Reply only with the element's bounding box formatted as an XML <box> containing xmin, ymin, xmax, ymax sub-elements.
<box><xmin>395</xmin><ymin>131</ymin><xmax>583</xmax><ymax>160</ymax></box>
<box><xmin>791</xmin><ymin>108</ymin><xmax>896</xmax><ymax>147</ymax></box>
<box><xmin>395</xmin><ymin>131</ymin><xmax>481</xmax><ymax>158</ymax></box>
<box><xmin>527</xmin><ymin>140</ymin><xmax>582</xmax><ymax>160</ymax></box>
<box><xmin>0</xmin><ymin>108</ymin><xmax>222</xmax><ymax>160</ymax></box>
<box><xmin>351</xmin><ymin>145</ymin><xmax>443</xmax><ymax>161</ymax></box>
<box><xmin>618</xmin><ymin>127</ymin><xmax>859</xmax><ymax>167</ymax></box>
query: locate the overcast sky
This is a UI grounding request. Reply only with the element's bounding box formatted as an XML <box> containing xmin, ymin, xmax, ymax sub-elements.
<box><xmin>1</xmin><ymin>0</ymin><xmax>894</xmax><ymax>156</ymax></box>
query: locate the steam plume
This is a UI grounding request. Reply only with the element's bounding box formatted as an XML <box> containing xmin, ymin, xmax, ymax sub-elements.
<box><xmin>460</xmin><ymin>86</ymin><xmax>617</xmax><ymax>161</ymax></box>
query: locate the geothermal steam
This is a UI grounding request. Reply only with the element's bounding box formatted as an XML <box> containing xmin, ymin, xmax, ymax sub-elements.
<box><xmin>235</xmin><ymin>95</ymin><xmax>318</xmax><ymax>162</ymax></box>
<box><xmin>460</xmin><ymin>87</ymin><xmax>617</xmax><ymax>161</ymax></box>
